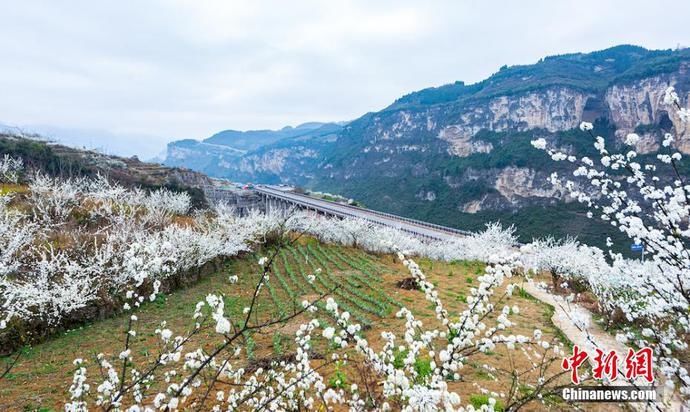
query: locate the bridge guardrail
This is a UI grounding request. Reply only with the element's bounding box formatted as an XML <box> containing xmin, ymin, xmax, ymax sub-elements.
<box><xmin>255</xmin><ymin>186</ymin><xmax>472</xmax><ymax>240</ymax></box>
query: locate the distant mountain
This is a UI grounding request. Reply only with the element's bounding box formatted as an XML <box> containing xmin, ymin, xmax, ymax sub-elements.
<box><xmin>0</xmin><ymin>132</ymin><xmax>212</xmax><ymax>208</ymax></box>
<box><xmin>205</xmin><ymin>122</ymin><xmax>329</xmax><ymax>151</ymax></box>
<box><xmin>0</xmin><ymin>123</ymin><xmax>170</xmax><ymax>159</ymax></box>
<box><xmin>165</xmin><ymin>45</ymin><xmax>690</xmax><ymax>247</ymax></box>
<box><xmin>164</xmin><ymin>122</ymin><xmax>343</xmax><ymax>181</ymax></box>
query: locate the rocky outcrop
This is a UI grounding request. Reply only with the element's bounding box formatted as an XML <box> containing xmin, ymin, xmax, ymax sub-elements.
<box><xmin>237</xmin><ymin>148</ymin><xmax>319</xmax><ymax>175</ymax></box>
<box><xmin>606</xmin><ymin>77</ymin><xmax>669</xmax><ymax>132</ymax></box>
<box><xmin>415</xmin><ymin>190</ymin><xmax>437</xmax><ymax>201</ymax></box>
<box><xmin>631</xmin><ymin>132</ymin><xmax>661</xmax><ymax>154</ymax></box>
<box><xmin>461</xmin><ymin>198</ymin><xmax>485</xmax><ymax>213</ymax></box>
<box><xmin>486</xmin><ymin>88</ymin><xmax>589</xmax><ymax>132</ymax></box>
<box><xmin>494</xmin><ymin>167</ymin><xmax>562</xmax><ymax>202</ymax></box>
<box><xmin>438</xmin><ymin>126</ymin><xmax>493</xmax><ymax>156</ymax></box>
<box><xmin>438</xmin><ymin>88</ymin><xmax>590</xmax><ymax>154</ymax></box>
<box><xmin>605</xmin><ymin>63</ymin><xmax>690</xmax><ymax>152</ymax></box>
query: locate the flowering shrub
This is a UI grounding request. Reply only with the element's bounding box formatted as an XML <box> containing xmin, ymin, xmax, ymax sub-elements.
<box><xmin>64</xmin><ymin>235</ymin><xmax>567</xmax><ymax>411</ymax></box>
<box><xmin>522</xmin><ymin>237</ymin><xmax>608</xmax><ymax>291</ymax></box>
<box><xmin>530</xmin><ymin>86</ymin><xmax>690</xmax><ymax>403</ymax></box>
<box><xmin>0</xmin><ymin>175</ymin><xmax>277</xmax><ymax>338</ymax></box>
<box><xmin>300</xmin><ymin>216</ymin><xmax>517</xmax><ymax>263</ymax></box>
<box><xmin>0</xmin><ymin>154</ymin><xmax>23</xmax><ymax>184</ymax></box>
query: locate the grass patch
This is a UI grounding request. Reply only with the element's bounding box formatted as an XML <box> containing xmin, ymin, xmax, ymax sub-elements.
<box><xmin>516</xmin><ymin>287</ymin><xmax>539</xmax><ymax>302</ymax></box>
<box><xmin>469</xmin><ymin>394</ymin><xmax>504</xmax><ymax>411</ymax></box>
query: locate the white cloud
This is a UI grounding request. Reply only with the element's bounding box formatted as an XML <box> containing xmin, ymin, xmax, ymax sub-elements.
<box><xmin>0</xmin><ymin>0</ymin><xmax>689</xmax><ymax>157</ymax></box>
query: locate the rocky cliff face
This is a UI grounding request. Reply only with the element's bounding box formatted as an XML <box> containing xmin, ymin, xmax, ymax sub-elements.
<box><xmin>605</xmin><ymin>62</ymin><xmax>690</xmax><ymax>153</ymax></box>
<box><xmin>164</xmin><ymin>45</ymin><xmax>690</xmax><ymax>245</ymax></box>
<box><xmin>439</xmin><ymin>87</ymin><xmax>590</xmax><ymax>156</ymax></box>
<box><xmin>494</xmin><ymin>167</ymin><xmax>565</xmax><ymax>203</ymax></box>
<box><xmin>237</xmin><ymin>147</ymin><xmax>319</xmax><ymax>176</ymax></box>
<box><xmin>165</xmin><ymin>123</ymin><xmax>341</xmax><ymax>183</ymax></box>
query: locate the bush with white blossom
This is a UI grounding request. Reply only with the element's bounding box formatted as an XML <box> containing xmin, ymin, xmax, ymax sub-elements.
<box><xmin>4</xmin><ymin>86</ymin><xmax>690</xmax><ymax>409</ymax></box>
<box><xmin>529</xmin><ymin>85</ymin><xmax>690</xmax><ymax>403</ymax></box>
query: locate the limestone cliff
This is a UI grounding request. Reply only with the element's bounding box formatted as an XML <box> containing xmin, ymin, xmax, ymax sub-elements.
<box><xmin>164</xmin><ymin>45</ymin><xmax>690</xmax><ymax>244</ymax></box>
<box><xmin>439</xmin><ymin>88</ymin><xmax>590</xmax><ymax>156</ymax></box>
<box><xmin>605</xmin><ymin>62</ymin><xmax>690</xmax><ymax>153</ymax></box>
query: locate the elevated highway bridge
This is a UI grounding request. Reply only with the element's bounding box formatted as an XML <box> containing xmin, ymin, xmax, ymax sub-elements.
<box><xmin>254</xmin><ymin>185</ymin><xmax>469</xmax><ymax>242</ymax></box>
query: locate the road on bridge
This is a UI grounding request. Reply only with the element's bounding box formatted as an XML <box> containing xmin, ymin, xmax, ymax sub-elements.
<box><xmin>255</xmin><ymin>185</ymin><xmax>469</xmax><ymax>242</ymax></box>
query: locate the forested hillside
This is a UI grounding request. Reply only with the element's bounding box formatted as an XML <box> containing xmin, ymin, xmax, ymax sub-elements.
<box><xmin>164</xmin><ymin>45</ymin><xmax>690</xmax><ymax>248</ymax></box>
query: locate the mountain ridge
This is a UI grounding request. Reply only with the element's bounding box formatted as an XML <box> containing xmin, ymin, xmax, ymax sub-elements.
<box><xmin>164</xmin><ymin>45</ymin><xmax>690</xmax><ymax>247</ymax></box>
<box><xmin>204</xmin><ymin>122</ymin><xmax>331</xmax><ymax>151</ymax></box>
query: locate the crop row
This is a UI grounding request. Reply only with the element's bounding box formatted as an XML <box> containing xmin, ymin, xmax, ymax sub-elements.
<box><xmin>316</xmin><ymin>245</ymin><xmax>405</xmax><ymax>309</ymax></box>
<box><xmin>305</xmin><ymin>245</ymin><xmax>390</xmax><ymax>315</ymax></box>
<box><xmin>252</xmin><ymin>244</ymin><xmax>404</xmax><ymax>332</ymax></box>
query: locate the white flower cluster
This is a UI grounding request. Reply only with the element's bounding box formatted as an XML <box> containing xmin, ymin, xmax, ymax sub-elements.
<box><xmin>531</xmin><ymin>89</ymin><xmax>690</xmax><ymax>405</ymax></box>
<box><xmin>298</xmin><ymin>215</ymin><xmax>518</xmax><ymax>263</ymax></box>
<box><xmin>0</xmin><ymin>174</ymin><xmax>293</xmax><ymax>332</ymax></box>
<box><xmin>0</xmin><ymin>154</ymin><xmax>23</xmax><ymax>184</ymax></box>
<box><xmin>522</xmin><ymin>237</ymin><xmax>608</xmax><ymax>287</ymax></box>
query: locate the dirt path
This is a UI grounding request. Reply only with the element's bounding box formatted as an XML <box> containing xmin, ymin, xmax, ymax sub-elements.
<box><xmin>521</xmin><ymin>281</ymin><xmax>682</xmax><ymax>411</ymax></box>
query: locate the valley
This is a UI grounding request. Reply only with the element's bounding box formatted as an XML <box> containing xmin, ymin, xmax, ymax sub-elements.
<box><xmin>164</xmin><ymin>45</ymin><xmax>690</xmax><ymax>249</ymax></box>
<box><xmin>3</xmin><ymin>3</ymin><xmax>690</xmax><ymax>410</ymax></box>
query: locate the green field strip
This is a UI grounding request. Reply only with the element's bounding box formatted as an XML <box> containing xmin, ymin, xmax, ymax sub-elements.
<box><xmin>320</xmin><ymin>245</ymin><xmax>381</xmax><ymax>283</ymax></box>
<box><xmin>303</xmin><ymin>245</ymin><xmax>387</xmax><ymax>319</ymax></box>
<box><xmin>279</xmin><ymin>250</ymin><xmax>310</xmax><ymax>295</ymax></box>
<box><xmin>297</xmin><ymin>245</ymin><xmax>373</xmax><ymax>327</ymax></box>
<box><xmin>311</xmin><ymin>246</ymin><xmax>395</xmax><ymax>314</ymax></box>
<box><xmin>321</xmin><ymin>246</ymin><xmax>406</xmax><ymax>309</ymax></box>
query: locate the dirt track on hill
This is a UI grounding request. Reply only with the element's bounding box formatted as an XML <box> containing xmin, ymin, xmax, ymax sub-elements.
<box><xmin>521</xmin><ymin>281</ymin><xmax>681</xmax><ymax>411</ymax></box>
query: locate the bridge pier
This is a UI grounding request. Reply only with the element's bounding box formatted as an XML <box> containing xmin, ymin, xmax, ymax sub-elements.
<box><xmin>264</xmin><ymin>197</ymin><xmax>296</xmax><ymax>217</ymax></box>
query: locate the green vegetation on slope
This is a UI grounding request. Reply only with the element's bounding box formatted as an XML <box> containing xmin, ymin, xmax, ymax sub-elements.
<box><xmin>0</xmin><ymin>135</ymin><xmax>209</xmax><ymax>209</ymax></box>
<box><xmin>0</xmin><ymin>240</ymin><xmax>568</xmax><ymax>410</ymax></box>
<box><xmin>392</xmin><ymin>45</ymin><xmax>690</xmax><ymax>109</ymax></box>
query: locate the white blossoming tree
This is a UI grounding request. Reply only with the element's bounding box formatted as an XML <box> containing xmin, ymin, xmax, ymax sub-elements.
<box><xmin>63</xmin><ymin>235</ymin><xmax>570</xmax><ymax>411</ymax></box>
<box><xmin>531</xmin><ymin>86</ymin><xmax>690</xmax><ymax>403</ymax></box>
<box><xmin>0</xmin><ymin>174</ymin><xmax>285</xmax><ymax>347</ymax></box>
<box><xmin>0</xmin><ymin>154</ymin><xmax>23</xmax><ymax>184</ymax></box>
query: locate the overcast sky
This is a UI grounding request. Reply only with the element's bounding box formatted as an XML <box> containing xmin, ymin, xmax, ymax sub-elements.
<box><xmin>1</xmin><ymin>0</ymin><xmax>689</xmax><ymax>157</ymax></box>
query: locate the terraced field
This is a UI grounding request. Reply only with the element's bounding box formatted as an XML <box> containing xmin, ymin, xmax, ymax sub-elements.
<box><xmin>0</xmin><ymin>238</ymin><xmax>568</xmax><ymax>410</ymax></box>
<box><xmin>262</xmin><ymin>243</ymin><xmax>404</xmax><ymax>328</ymax></box>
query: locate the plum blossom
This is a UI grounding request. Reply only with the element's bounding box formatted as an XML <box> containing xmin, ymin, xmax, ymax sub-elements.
<box><xmin>624</xmin><ymin>133</ymin><xmax>640</xmax><ymax>146</ymax></box>
<box><xmin>530</xmin><ymin>138</ymin><xmax>547</xmax><ymax>150</ymax></box>
<box><xmin>579</xmin><ymin>121</ymin><xmax>593</xmax><ymax>131</ymax></box>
